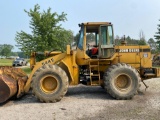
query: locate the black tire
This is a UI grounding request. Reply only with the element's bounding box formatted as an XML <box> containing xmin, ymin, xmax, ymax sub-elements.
<box><xmin>103</xmin><ymin>63</ymin><xmax>140</xmax><ymax>100</ymax></box>
<box><xmin>31</xmin><ymin>64</ymin><xmax>69</xmax><ymax>103</ymax></box>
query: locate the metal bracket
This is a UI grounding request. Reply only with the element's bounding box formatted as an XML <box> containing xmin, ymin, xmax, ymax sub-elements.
<box><xmin>142</xmin><ymin>80</ymin><xmax>149</xmax><ymax>91</ymax></box>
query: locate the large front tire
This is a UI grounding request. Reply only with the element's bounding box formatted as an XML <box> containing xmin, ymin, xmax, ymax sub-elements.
<box><xmin>103</xmin><ymin>63</ymin><xmax>140</xmax><ymax>100</ymax></box>
<box><xmin>31</xmin><ymin>64</ymin><xmax>69</xmax><ymax>103</ymax></box>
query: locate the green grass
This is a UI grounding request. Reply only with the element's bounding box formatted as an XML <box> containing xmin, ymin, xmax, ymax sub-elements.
<box><xmin>0</xmin><ymin>58</ymin><xmax>32</xmax><ymax>75</ymax></box>
<box><xmin>21</xmin><ymin>67</ymin><xmax>32</xmax><ymax>75</ymax></box>
<box><xmin>0</xmin><ymin>58</ymin><xmax>13</xmax><ymax>66</ymax></box>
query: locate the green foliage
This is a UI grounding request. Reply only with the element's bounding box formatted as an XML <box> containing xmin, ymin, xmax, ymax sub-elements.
<box><xmin>147</xmin><ymin>38</ymin><xmax>156</xmax><ymax>53</ymax></box>
<box><xmin>17</xmin><ymin>52</ymin><xmax>28</xmax><ymax>58</ymax></box>
<box><xmin>125</xmin><ymin>36</ymin><xmax>139</xmax><ymax>45</ymax></box>
<box><xmin>126</xmin><ymin>36</ymin><xmax>131</xmax><ymax>43</ymax></box>
<box><xmin>155</xmin><ymin>19</ymin><xmax>160</xmax><ymax>51</ymax></box>
<box><xmin>148</xmin><ymin>38</ymin><xmax>155</xmax><ymax>43</ymax></box>
<box><xmin>74</xmin><ymin>33</ymin><xmax>80</xmax><ymax>45</ymax></box>
<box><xmin>114</xmin><ymin>35</ymin><xmax>139</xmax><ymax>45</ymax></box>
<box><xmin>74</xmin><ymin>33</ymin><xmax>95</xmax><ymax>45</ymax></box>
<box><xmin>15</xmin><ymin>4</ymin><xmax>73</xmax><ymax>57</ymax></box>
<box><xmin>138</xmin><ymin>40</ymin><xmax>147</xmax><ymax>45</ymax></box>
<box><xmin>0</xmin><ymin>44</ymin><xmax>14</xmax><ymax>58</ymax></box>
<box><xmin>155</xmin><ymin>19</ymin><xmax>160</xmax><ymax>41</ymax></box>
<box><xmin>11</xmin><ymin>52</ymin><xmax>18</xmax><ymax>56</ymax></box>
<box><xmin>86</xmin><ymin>33</ymin><xmax>95</xmax><ymax>41</ymax></box>
<box><xmin>138</xmin><ymin>30</ymin><xmax>147</xmax><ymax>45</ymax></box>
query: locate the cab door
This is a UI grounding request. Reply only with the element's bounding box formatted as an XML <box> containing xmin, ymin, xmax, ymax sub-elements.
<box><xmin>76</xmin><ymin>25</ymin><xmax>90</xmax><ymax>65</ymax></box>
<box><xmin>99</xmin><ymin>25</ymin><xmax>115</xmax><ymax>58</ymax></box>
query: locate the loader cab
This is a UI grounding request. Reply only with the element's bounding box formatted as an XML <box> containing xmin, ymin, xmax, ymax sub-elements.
<box><xmin>76</xmin><ymin>22</ymin><xmax>115</xmax><ymax>65</ymax></box>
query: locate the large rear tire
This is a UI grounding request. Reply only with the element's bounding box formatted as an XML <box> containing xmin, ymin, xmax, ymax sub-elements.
<box><xmin>103</xmin><ymin>63</ymin><xmax>140</xmax><ymax>100</ymax></box>
<box><xmin>31</xmin><ymin>64</ymin><xmax>69</xmax><ymax>103</ymax></box>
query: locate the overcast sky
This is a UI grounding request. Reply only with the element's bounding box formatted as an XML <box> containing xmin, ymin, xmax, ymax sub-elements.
<box><xmin>0</xmin><ymin>0</ymin><xmax>160</xmax><ymax>51</ymax></box>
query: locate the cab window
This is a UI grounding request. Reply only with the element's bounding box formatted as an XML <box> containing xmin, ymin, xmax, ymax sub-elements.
<box><xmin>101</xmin><ymin>25</ymin><xmax>114</xmax><ymax>45</ymax></box>
<box><xmin>77</xmin><ymin>26</ymin><xmax>84</xmax><ymax>50</ymax></box>
<box><xmin>108</xmin><ymin>26</ymin><xmax>114</xmax><ymax>44</ymax></box>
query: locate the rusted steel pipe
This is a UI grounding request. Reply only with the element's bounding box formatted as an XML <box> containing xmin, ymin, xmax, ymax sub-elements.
<box><xmin>0</xmin><ymin>74</ymin><xmax>17</xmax><ymax>103</ymax></box>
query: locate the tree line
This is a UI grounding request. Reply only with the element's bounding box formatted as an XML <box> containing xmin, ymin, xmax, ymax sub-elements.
<box><xmin>0</xmin><ymin>44</ymin><xmax>14</xmax><ymax>58</ymax></box>
<box><xmin>0</xmin><ymin>44</ymin><xmax>28</xmax><ymax>58</ymax></box>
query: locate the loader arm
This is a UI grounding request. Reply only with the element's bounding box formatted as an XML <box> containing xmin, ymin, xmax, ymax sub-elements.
<box><xmin>24</xmin><ymin>52</ymin><xmax>67</xmax><ymax>93</ymax></box>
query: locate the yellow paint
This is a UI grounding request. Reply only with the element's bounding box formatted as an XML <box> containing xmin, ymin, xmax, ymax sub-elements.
<box><xmin>24</xmin><ymin>53</ymin><xmax>67</xmax><ymax>92</ymax></box>
<box><xmin>25</xmin><ymin>22</ymin><xmax>156</xmax><ymax>92</ymax></box>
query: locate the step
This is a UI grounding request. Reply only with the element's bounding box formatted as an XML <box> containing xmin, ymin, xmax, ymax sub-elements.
<box><xmin>89</xmin><ymin>59</ymin><xmax>99</xmax><ymax>62</ymax></box>
<box><xmin>90</xmin><ymin>65</ymin><xmax>99</xmax><ymax>68</ymax></box>
<box><xmin>91</xmin><ymin>84</ymin><xmax>100</xmax><ymax>86</ymax></box>
<box><xmin>144</xmin><ymin>73</ymin><xmax>156</xmax><ymax>77</ymax></box>
<box><xmin>90</xmin><ymin>74</ymin><xmax>100</xmax><ymax>76</ymax></box>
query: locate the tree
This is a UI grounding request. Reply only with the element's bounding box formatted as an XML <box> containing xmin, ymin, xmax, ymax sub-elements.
<box><xmin>155</xmin><ymin>19</ymin><xmax>160</xmax><ymax>50</ymax></box>
<box><xmin>126</xmin><ymin>36</ymin><xmax>131</xmax><ymax>44</ymax></box>
<box><xmin>86</xmin><ymin>33</ymin><xmax>95</xmax><ymax>42</ymax></box>
<box><xmin>138</xmin><ymin>30</ymin><xmax>147</xmax><ymax>45</ymax></box>
<box><xmin>155</xmin><ymin>19</ymin><xmax>160</xmax><ymax>41</ymax></box>
<box><xmin>115</xmin><ymin>35</ymin><xmax>121</xmax><ymax>45</ymax></box>
<box><xmin>0</xmin><ymin>44</ymin><xmax>3</xmax><ymax>54</ymax></box>
<box><xmin>15</xmin><ymin>4</ymin><xmax>73</xmax><ymax>56</ymax></box>
<box><xmin>148</xmin><ymin>38</ymin><xmax>155</xmax><ymax>44</ymax></box>
<box><xmin>74</xmin><ymin>33</ymin><xmax>80</xmax><ymax>45</ymax></box>
<box><xmin>17</xmin><ymin>52</ymin><xmax>28</xmax><ymax>58</ymax></box>
<box><xmin>148</xmin><ymin>38</ymin><xmax>157</xmax><ymax>53</ymax></box>
<box><xmin>0</xmin><ymin>44</ymin><xmax>14</xmax><ymax>58</ymax></box>
<box><xmin>10</xmin><ymin>52</ymin><xmax>18</xmax><ymax>57</ymax></box>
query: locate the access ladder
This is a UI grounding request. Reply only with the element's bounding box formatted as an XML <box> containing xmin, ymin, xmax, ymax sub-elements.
<box><xmin>88</xmin><ymin>59</ymin><xmax>101</xmax><ymax>85</ymax></box>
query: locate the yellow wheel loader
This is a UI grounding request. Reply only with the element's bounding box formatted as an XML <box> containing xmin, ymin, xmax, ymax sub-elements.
<box><xmin>1</xmin><ymin>22</ymin><xmax>160</xmax><ymax>103</ymax></box>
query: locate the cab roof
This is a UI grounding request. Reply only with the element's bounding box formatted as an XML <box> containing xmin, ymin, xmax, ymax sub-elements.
<box><xmin>79</xmin><ymin>22</ymin><xmax>112</xmax><ymax>33</ymax></box>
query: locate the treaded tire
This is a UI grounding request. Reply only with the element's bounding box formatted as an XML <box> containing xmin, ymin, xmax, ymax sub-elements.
<box><xmin>31</xmin><ymin>64</ymin><xmax>69</xmax><ymax>103</ymax></box>
<box><xmin>103</xmin><ymin>63</ymin><xmax>140</xmax><ymax>100</ymax></box>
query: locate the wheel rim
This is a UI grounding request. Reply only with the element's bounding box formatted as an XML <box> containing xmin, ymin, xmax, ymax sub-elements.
<box><xmin>115</xmin><ymin>74</ymin><xmax>132</xmax><ymax>91</ymax></box>
<box><xmin>40</xmin><ymin>75</ymin><xmax>58</xmax><ymax>93</ymax></box>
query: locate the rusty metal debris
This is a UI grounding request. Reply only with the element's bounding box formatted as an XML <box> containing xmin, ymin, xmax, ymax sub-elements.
<box><xmin>0</xmin><ymin>66</ymin><xmax>28</xmax><ymax>103</ymax></box>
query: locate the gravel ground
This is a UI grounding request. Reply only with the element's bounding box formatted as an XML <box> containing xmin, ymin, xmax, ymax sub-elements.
<box><xmin>0</xmin><ymin>78</ymin><xmax>160</xmax><ymax>120</ymax></box>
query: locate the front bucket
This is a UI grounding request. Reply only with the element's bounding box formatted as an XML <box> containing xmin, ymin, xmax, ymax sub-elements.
<box><xmin>0</xmin><ymin>74</ymin><xmax>17</xmax><ymax>103</ymax></box>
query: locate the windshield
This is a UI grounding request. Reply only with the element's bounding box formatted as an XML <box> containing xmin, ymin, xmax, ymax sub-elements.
<box><xmin>77</xmin><ymin>26</ymin><xmax>84</xmax><ymax>50</ymax></box>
